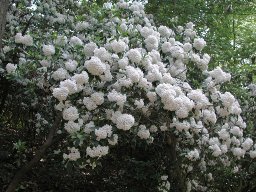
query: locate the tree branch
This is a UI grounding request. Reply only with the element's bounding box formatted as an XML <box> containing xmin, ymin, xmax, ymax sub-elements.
<box><xmin>6</xmin><ymin>112</ymin><xmax>62</xmax><ymax>192</ymax></box>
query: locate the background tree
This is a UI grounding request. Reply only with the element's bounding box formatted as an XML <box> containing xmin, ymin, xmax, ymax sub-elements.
<box><xmin>0</xmin><ymin>0</ymin><xmax>9</xmax><ymax>50</ymax></box>
<box><xmin>146</xmin><ymin>0</ymin><xmax>256</xmax><ymax>191</ymax></box>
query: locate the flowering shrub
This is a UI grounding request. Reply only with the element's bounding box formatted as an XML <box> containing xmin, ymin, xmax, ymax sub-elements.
<box><xmin>1</xmin><ymin>0</ymin><xmax>255</xmax><ymax>191</ymax></box>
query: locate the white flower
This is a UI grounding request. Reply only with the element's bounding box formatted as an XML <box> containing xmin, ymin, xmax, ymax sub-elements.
<box><xmin>187</xmin><ymin>89</ymin><xmax>210</xmax><ymax>109</ymax></box>
<box><xmin>15</xmin><ymin>33</ymin><xmax>33</xmax><ymax>46</ymax></box>
<box><xmin>193</xmin><ymin>38</ymin><xmax>206</xmax><ymax>51</ymax></box>
<box><xmin>125</xmin><ymin>66</ymin><xmax>143</xmax><ymax>83</ymax></box>
<box><xmin>137</xmin><ymin>125</ymin><xmax>150</xmax><ymax>139</ymax></box>
<box><xmin>94</xmin><ymin>47</ymin><xmax>111</xmax><ymax>62</ymax></box>
<box><xmin>118</xmin><ymin>57</ymin><xmax>129</xmax><ymax>69</ymax></box>
<box><xmin>127</xmin><ymin>49</ymin><xmax>142</xmax><ymax>63</ymax></box>
<box><xmin>14</xmin><ymin>33</ymin><xmax>23</xmax><ymax>44</ymax></box>
<box><xmin>52</xmin><ymin>68</ymin><xmax>68</xmax><ymax>81</ymax></box>
<box><xmin>115</xmin><ymin>113</ymin><xmax>135</xmax><ymax>131</ymax></box>
<box><xmin>91</xmin><ymin>92</ymin><xmax>104</xmax><ymax>105</ymax></box>
<box><xmin>108</xmin><ymin>134</ymin><xmax>118</xmax><ymax>145</ymax></box>
<box><xmin>75</xmin><ymin>21</ymin><xmax>89</xmax><ymax>31</ymax></box>
<box><xmin>83</xmin><ymin>97</ymin><xmax>97</xmax><ymax>111</ymax></box>
<box><xmin>72</xmin><ymin>71</ymin><xmax>89</xmax><ymax>85</ymax></box>
<box><xmin>95</xmin><ymin>124</ymin><xmax>112</xmax><ymax>140</ymax></box>
<box><xmin>242</xmin><ymin>138</ymin><xmax>253</xmax><ymax>151</ymax></box>
<box><xmin>86</xmin><ymin>145</ymin><xmax>109</xmax><ymax>158</ymax></box>
<box><xmin>209</xmin><ymin>144</ymin><xmax>222</xmax><ymax>157</ymax></box>
<box><xmin>158</xmin><ymin>26</ymin><xmax>172</xmax><ymax>38</ymax></box>
<box><xmin>63</xmin><ymin>147</ymin><xmax>80</xmax><ymax>161</ymax></box>
<box><xmin>146</xmin><ymin>92</ymin><xmax>157</xmax><ymax>103</ymax></box>
<box><xmin>232</xmin><ymin>147</ymin><xmax>245</xmax><ymax>158</ymax></box>
<box><xmin>64</xmin><ymin>121</ymin><xmax>81</xmax><ymax>134</ymax></box>
<box><xmin>84</xmin><ymin>56</ymin><xmax>106</xmax><ymax>76</ymax></box>
<box><xmin>202</xmin><ymin>109</ymin><xmax>217</xmax><ymax>124</ymax></box>
<box><xmin>174</xmin><ymin>121</ymin><xmax>190</xmax><ymax>132</ymax></box>
<box><xmin>3</xmin><ymin>46</ymin><xmax>11</xmax><ymax>53</ymax></box>
<box><xmin>6</xmin><ymin>63</ymin><xmax>17</xmax><ymax>74</ymax></box>
<box><xmin>70</xmin><ymin>36</ymin><xmax>83</xmax><ymax>46</ymax></box>
<box><xmin>144</xmin><ymin>35</ymin><xmax>159</xmax><ymax>51</ymax></box>
<box><xmin>230</xmin><ymin>126</ymin><xmax>243</xmax><ymax>137</ymax></box>
<box><xmin>103</xmin><ymin>2</ymin><xmax>112</xmax><ymax>9</ymax></box>
<box><xmin>183</xmin><ymin>42</ymin><xmax>192</xmax><ymax>52</ymax></box>
<box><xmin>107</xmin><ymin>89</ymin><xmax>126</xmax><ymax>106</ymax></box>
<box><xmin>186</xmin><ymin>149</ymin><xmax>200</xmax><ymax>161</ymax></box>
<box><xmin>218</xmin><ymin>129</ymin><xmax>230</xmax><ymax>140</ymax></box>
<box><xmin>209</xmin><ymin>67</ymin><xmax>231</xmax><ymax>84</ymax></box>
<box><xmin>149</xmin><ymin>125</ymin><xmax>158</xmax><ymax>133</ymax></box>
<box><xmin>161</xmin><ymin>175</ymin><xmax>168</xmax><ymax>181</ymax></box>
<box><xmin>22</xmin><ymin>35</ymin><xmax>33</xmax><ymax>46</ymax></box>
<box><xmin>84</xmin><ymin>42</ymin><xmax>97</xmax><ymax>57</ymax></box>
<box><xmin>220</xmin><ymin>92</ymin><xmax>235</xmax><ymax>107</ymax></box>
<box><xmin>55</xmin><ymin>35</ymin><xmax>68</xmax><ymax>46</ymax></box>
<box><xmin>170</xmin><ymin>45</ymin><xmax>184</xmax><ymax>59</ymax></box>
<box><xmin>63</xmin><ymin>106</ymin><xmax>79</xmax><ymax>121</ymax></box>
<box><xmin>43</xmin><ymin>45</ymin><xmax>55</xmax><ymax>56</ymax></box>
<box><xmin>53</xmin><ymin>87</ymin><xmax>69</xmax><ymax>101</ymax></box>
<box><xmin>161</xmin><ymin>42</ymin><xmax>172</xmax><ymax>53</ymax></box>
<box><xmin>140</xmin><ymin>26</ymin><xmax>154</xmax><ymax>38</ymax></box>
<box><xmin>40</xmin><ymin>60</ymin><xmax>50</xmax><ymax>67</ymax></box>
<box><xmin>111</xmin><ymin>39</ymin><xmax>127</xmax><ymax>53</ymax></box>
<box><xmin>134</xmin><ymin>99</ymin><xmax>144</xmax><ymax>109</ymax></box>
<box><xmin>65</xmin><ymin>59</ymin><xmax>78</xmax><ymax>72</ymax></box>
<box><xmin>250</xmin><ymin>150</ymin><xmax>256</xmax><ymax>158</ymax></box>
<box><xmin>60</xmin><ymin>79</ymin><xmax>78</xmax><ymax>94</ymax></box>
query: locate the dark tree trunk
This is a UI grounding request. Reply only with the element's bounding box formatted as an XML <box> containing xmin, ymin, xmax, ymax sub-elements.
<box><xmin>166</xmin><ymin>133</ymin><xmax>186</xmax><ymax>192</ymax></box>
<box><xmin>0</xmin><ymin>0</ymin><xmax>9</xmax><ymax>50</ymax></box>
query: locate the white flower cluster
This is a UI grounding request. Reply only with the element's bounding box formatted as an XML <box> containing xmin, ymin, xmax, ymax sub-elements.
<box><xmin>107</xmin><ymin>89</ymin><xmax>126</xmax><ymax>107</ymax></box>
<box><xmin>86</xmin><ymin>145</ymin><xmax>109</xmax><ymax>158</ymax></box>
<box><xmin>84</xmin><ymin>56</ymin><xmax>106</xmax><ymax>76</ymax></box>
<box><xmin>127</xmin><ymin>49</ymin><xmax>142</xmax><ymax>64</ymax></box>
<box><xmin>70</xmin><ymin>36</ymin><xmax>83</xmax><ymax>46</ymax></box>
<box><xmin>156</xmin><ymin>83</ymin><xmax>194</xmax><ymax>118</ymax></box>
<box><xmin>52</xmin><ymin>68</ymin><xmax>68</xmax><ymax>81</ymax></box>
<box><xmin>43</xmin><ymin>45</ymin><xmax>55</xmax><ymax>56</ymax></box>
<box><xmin>60</xmin><ymin>79</ymin><xmax>78</xmax><ymax>94</ymax></box>
<box><xmin>95</xmin><ymin>124</ymin><xmax>112</xmax><ymax>141</ymax></box>
<box><xmin>208</xmin><ymin>67</ymin><xmax>231</xmax><ymax>84</ymax></box>
<box><xmin>63</xmin><ymin>106</ymin><xmax>79</xmax><ymax>121</ymax></box>
<box><xmin>111</xmin><ymin>112</ymin><xmax>135</xmax><ymax>131</ymax></box>
<box><xmin>84</xmin><ymin>42</ymin><xmax>98</xmax><ymax>56</ymax></box>
<box><xmin>111</xmin><ymin>39</ymin><xmax>127</xmax><ymax>53</ymax></box>
<box><xmin>72</xmin><ymin>71</ymin><xmax>89</xmax><ymax>85</ymax></box>
<box><xmin>65</xmin><ymin>59</ymin><xmax>78</xmax><ymax>72</ymax></box>
<box><xmin>248</xmin><ymin>84</ymin><xmax>256</xmax><ymax>96</ymax></box>
<box><xmin>186</xmin><ymin>149</ymin><xmax>200</xmax><ymax>161</ymax></box>
<box><xmin>83</xmin><ymin>92</ymin><xmax>104</xmax><ymax>111</ymax></box>
<box><xmin>64</xmin><ymin>120</ymin><xmax>82</xmax><ymax>134</ymax></box>
<box><xmin>137</xmin><ymin>125</ymin><xmax>150</xmax><ymax>139</ymax></box>
<box><xmin>6</xmin><ymin>63</ymin><xmax>17</xmax><ymax>74</ymax></box>
<box><xmin>15</xmin><ymin>33</ymin><xmax>33</xmax><ymax>46</ymax></box>
<box><xmin>53</xmin><ymin>87</ymin><xmax>69</xmax><ymax>101</ymax></box>
<box><xmin>193</xmin><ymin>38</ymin><xmax>206</xmax><ymax>51</ymax></box>
<box><xmin>63</xmin><ymin>147</ymin><xmax>80</xmax><ymax>161</ymax></box>
<box><xmin>158</xmin><ymin>175</ymin><xmax>171</xmax><ymax>192</ymax></box>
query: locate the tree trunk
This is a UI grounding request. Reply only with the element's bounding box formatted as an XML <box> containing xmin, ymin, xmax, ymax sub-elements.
<box><xmin>166</xmin><ymin>133</ymin><xmax>186</xmax><ymax>192</ymax></box>
<box><xmin>6</xmin><ymin>112</ymin><xmax>62</xmax><ymax>192</ymax></box>
<box><xmin>0</xmin><ymin>0</ymin><xmax>9</xmax><ymax>50</ymax></box>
